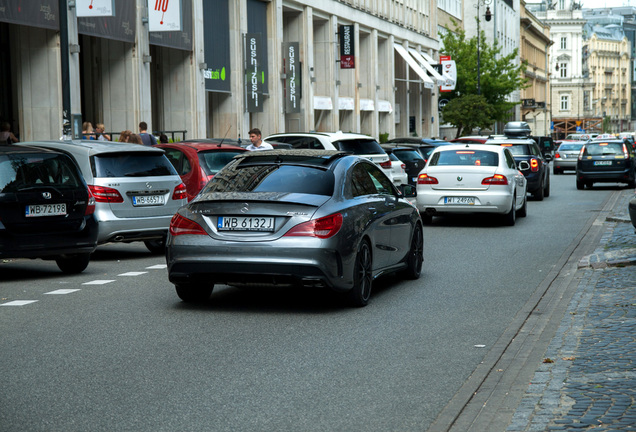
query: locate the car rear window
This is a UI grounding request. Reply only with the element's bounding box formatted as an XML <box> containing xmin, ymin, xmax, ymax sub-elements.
<box><xmin>0</xmin><ymin>153</ymin><xmax>83</xmax><ymax>193</ymax></box>
<box><xmin>92</xmin><ymin>152</ymin><xmax>177</xmax><ymax>177</ymax></box>
<box><xmin>429</xmin><ymin>149</ymin><xmax>499</xmax><ymax>167</ymax></box>
<box><xmin>334</xmin><ymin>139</ymin><xmax>385</xmax><ymax>155</ymax></box>
<box><xmin>198</xmin><ymin>150</ymin><xmax>244</xmax><ymax>175</ymax></box>
<box><xmin>498</xmin><ymin>144</ymin><xmax>535</xmax><ymax>156</ymax></box>
<box><xmin>559</xmin><ymin>144</ymin><xmax>584</xmax><ymax>151</ymax></box>
<box><xmin>204</xmin><ymin>164</ymin><xmax>335</xmax><ymax>196</ymax></box>
<box><xmin>583</xmin><ymin>142</ymin><xmax>624</xmax><ymax>156</ymax></box>
<box><xmin>392</xmin><ymin>149</ymin><xmax>425</xmax><ymax>162</ymax></box>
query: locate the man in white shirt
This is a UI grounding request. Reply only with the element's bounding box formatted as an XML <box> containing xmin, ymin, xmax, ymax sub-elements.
<box><xmin>246</xmin><ymin>128</ymin><xmax>273</xmax><ymax>151</ymax></box>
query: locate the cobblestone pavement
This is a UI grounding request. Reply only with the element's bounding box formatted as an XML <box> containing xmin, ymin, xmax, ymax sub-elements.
<box><xmin>508</xmin><ymin>188</ymin><xmax>636</xmax><ymax>432</ymax></box>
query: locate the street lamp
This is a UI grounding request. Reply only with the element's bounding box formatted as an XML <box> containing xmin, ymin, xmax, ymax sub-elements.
<box><xmin>476</xmin><ymin>0</ymin><xmax>492</xmax><ymax>95</ymax></box>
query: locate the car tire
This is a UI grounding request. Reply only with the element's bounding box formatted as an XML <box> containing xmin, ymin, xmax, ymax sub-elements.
<box><xmin>421</xmin><ymin>213</ymin><xmax>433</xmax><ymax>225</ymax></box>
<box><xmin>544</xmin><ymin>176</ymin><xmax>550</xmax><ymax>198</ymax></box>
<box><xmin>503</xmin><ymin>197</ymin><xmax>516</xmax><ymax>226</ymax></box>
<box><xmin>585</xmin><ymin>181</ymin><xmax>593</xmax><ymax>189</ymax></box>
<box><xmin>347</xmin><ymin>240</ymin><xmax>373</xmax><ymax>307</ymax></box>
<box><xmin>144</xmin><ymin>238</ymin><xmax>166</xmax><ymax>254</ymax></box>
<box><xmin>517</xmin><ymin>194</ymin><xmax>527</xmax><ymax>218</ymax></box>
<box><xmin>533</xmin><ymin>181</ymin><xmax>544</xmax><ymax>201</ymax></box>
<box><xmin>576</xmin><ymin>179</ymin><xmax>585</xmax><ymax>190</ymax></box>
<box><xmin>175</xmin><ymin>284</ymin><xmax>214</xmax><ymax>303</ymax></box>
<box><xmin>55</xmin><ymin>253</ymin><xmax>91</xmax><ymax>274</ymax></box>
<box><xmin>401</xmin><ymin>224</ymin><xmax>423</xmax><ymax>280</ymax></box>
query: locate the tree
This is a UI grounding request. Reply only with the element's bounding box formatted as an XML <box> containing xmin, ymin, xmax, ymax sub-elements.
<box><xmin>439</xmin><ymin>21</ymin><xmax>528</xmax><ymax>138</ymax></box>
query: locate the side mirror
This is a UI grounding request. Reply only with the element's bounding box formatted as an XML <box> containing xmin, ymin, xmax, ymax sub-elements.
<box><xmin>518</xmin><ymin>161</ymin><xmax>531</xmax><ymax>171</ymax></box>
<box><xmin>543</xmin><ymin>153</ymin><xmax>553</xmax><ymax>162</ymax></box>
<box><xmin>399</xmin><ymin>184</ymin><xmax>417</xmax><ymax>198</ymax></box>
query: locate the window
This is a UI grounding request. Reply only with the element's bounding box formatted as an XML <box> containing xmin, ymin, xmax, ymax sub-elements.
<box><xmin>560</xmin><ymin>63</ymin><xmax>567</xmax><ymax>78</ymax></box>
<box><xmin>560</xmin><ymin>95</ymin><xmax>570</xmax><ymax>111</ymax></box>
<box><xmin>560</xmin><ymin>37</ymin><xmax>567</xmax><ymax>50</ymax></box>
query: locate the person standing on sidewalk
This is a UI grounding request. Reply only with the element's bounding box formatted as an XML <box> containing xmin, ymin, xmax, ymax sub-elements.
<box><xmin>138</xmin><ymin>121</ymin><xmax>157</xmax><ymax>146</ymax></box>
<box><xmin>246</xmin><ymin>128</ymin><xmax>273</xmax><ymax>151</ymax></box>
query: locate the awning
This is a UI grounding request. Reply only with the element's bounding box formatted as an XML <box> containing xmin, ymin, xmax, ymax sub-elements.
<box><xmin>339</xmin><ymin>97</ymin><xmax>354</xmax><ymax>110</ymax></box>
<box><xmin>313</xmin><ymin>96</ymin><xmax>333</xmax><ymax>110</ymax></box>
<box><xmin>360</xmin><ymin>99</ymin><xmax>375</xmax><ymax>111</ymax></box>
<box><xmin>408</xmin><ymin>49</ymin><xmax>445</xmax><ymax>86</ymax></box>
<box><xmin>378</xmin><ymin>100</ymin><xmax>393</xmax><ymax>113</ymax></box>
<box><xmin>393</xmin><ymin>43</ymin><xmax>434</xmax><ymax>89</ymax></box>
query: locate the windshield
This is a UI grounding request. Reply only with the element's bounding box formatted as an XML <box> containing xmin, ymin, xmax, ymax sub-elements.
<box><xmin>198</xmin><ymin>151</ymin><xmax>244</xmax><ymax>175</ymax></box>
<box><xmin>93</xmin><ymin>153</ymin><xmax>177</xmax><ymax>177</ymax></box>
<box><xmin>0</xmin><ymin>153</ymin><xmax>83</xmax><ymax>192</ymax></box>
<box><xmin>558</xmin><ymin>144</ymin><xmax>584</xmax><ymax>151</ymax></box>
<box><xmin>583</xmin><ymin>142</ymin><xmax>624</xmax><ymax>156</ymax></box>
<box><xmin>392</xmin><ymin>149</ymin><xmax>425</xmax><ymax>162</ymax></box>
<box><xmin>203</xmin><ymin>164</ymin><xmax>335</xmax><ymax>196</ymax></box>
<box><xmin>334</xmin><ymin>139</ymin><xmax>385</xmax><ymax>155</ymax></box>
<box><xmin>429</xmin><ymin>149</ymin><xmax>499</xmax><ymax>167</ymax></box>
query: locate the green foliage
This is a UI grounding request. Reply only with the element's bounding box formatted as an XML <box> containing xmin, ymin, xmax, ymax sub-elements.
<box><xmin>439</xmin><ymin>21</ymin><xmax>528</xmax><ymax>136</ymax></box>
<box><xmin>441</xmin><ymin>94</ymin><xmax>495</xmax><ymax>137</ymax></box>
<box><xmin>379</xmin><ymin>132</ymin><xmax>390</xmax><ymax>143</ymax></box>
<box><xmin>602</xmin><ymin>116</ymin><xmax>611</xmax><ymax>133</ymax></box>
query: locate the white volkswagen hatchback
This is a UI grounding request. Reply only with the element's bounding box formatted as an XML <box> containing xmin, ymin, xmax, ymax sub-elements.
<box><xmin>416</xmin><ymin>144</ymin><xmax>528</xmax><ymax>226</ymax></box>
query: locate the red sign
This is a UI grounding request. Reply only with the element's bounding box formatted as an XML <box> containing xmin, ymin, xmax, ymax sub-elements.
<box><xmin>339</xmin><ymin>25</ymin><xmax>355</xmax><ymax>69</ymax></box>
<box><xmin>439</xmin><ymin>55</ymin><xmax>451</xmax><ymax>93</ymax></box>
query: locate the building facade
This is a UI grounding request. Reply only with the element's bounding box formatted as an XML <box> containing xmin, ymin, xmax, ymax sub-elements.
<box><xmin>0</xmin><ymin>0</ymin><xmax>455</xmax><ymax>143</ymax></box>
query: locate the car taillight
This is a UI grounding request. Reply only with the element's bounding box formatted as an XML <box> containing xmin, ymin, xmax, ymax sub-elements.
<box><xmin>555</xmin><ymin>152</ymin><xmax>561</xmax><ymax>159</ymax></box>
<box><xmin>623</xmin><ymin>143</ymin><xmax>630</xmax><ymax>158</ymax></box>
<box><xmin>283</xmin><ymin>213</ymin><xmax>343</xmax><ymax>239</ymax></box>
<box><xmin>84</xmin><ymin>188</ymin><xmax>96</xmax><ymax>215</ymax></box>
<box><xmin>169</xmin><ymin>213</ymin><xmax>207</xmax><ymax>236</ymax></box>
<box><xmin>482</xmin><ymin>174</ymin><xmax>509</xmax><ymax>185</ymax></box>
<box><xmin>417</xmin><ymin>173</ymin><xmax>438</xmax><ymax>184</ymax></box>
<box><xmin>172</xmin><ymin>183</ymin><xmax>188</xmax><ymax>200</ymax></box>
<box><xmin>578</xmin><ymin>147</ymin><xmax>585</xmax><ymax>160</ymax></box>
<box><xmin>88</xmin><ymin>185</ymin><xmax>124</xmax><ymax>203</ymax></box>
<box><xmin>379</xmin><ymin>160</ymin><xmax>392</xmax><ymax>169</ymax></box>
<box><xmin>530</xmin><ymin>158</ymin><xmax>540</xmax><ymax>172</ymax></box>
<box><xmin>400</xmin><ymin>163</ymin><xmax>406</xmax><ymax>171</ymax></box>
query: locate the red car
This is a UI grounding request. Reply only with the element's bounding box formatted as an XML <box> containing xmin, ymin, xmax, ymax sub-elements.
<box><xmin>155</xmin><ymin>139</ymin><xmax>246</xmax><ymax>201</ymax></box>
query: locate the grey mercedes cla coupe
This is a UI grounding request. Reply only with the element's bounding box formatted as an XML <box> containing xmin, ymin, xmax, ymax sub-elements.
<box><xmin>166</xmin><ymin>150</ymin><xmax>423</xmax><ymax>307</ymax></box>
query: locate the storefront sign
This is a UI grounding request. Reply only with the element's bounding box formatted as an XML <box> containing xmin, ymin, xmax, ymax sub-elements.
<box><xmin>202</xmin><ymin>0</ymin><xmax>230</xmax><ymax>93</ymax></box>
<box><xmin>440</xmin><ymin>55</ymin><xmax>457</xmax><ymax>92</ymax></box>
<box><xmin>149</xmin><ymin>0</ymin><xmax>191</xmax><ymax>50</ymax></box>
<box><xmin>77</xmin><ymin>0</ymin><xmax>114</xmax><ymax>17</ymax></box>
<box><xmin>339</xmin><ymin>25</ymin><xmax>354</xmax><ymax>69</ymax></box>
<box><xmin>245</xmin><ymin>33</ymin><xmax>264</xmax><ymax>112</ymax></box>
<box><xmin>284</xmin><ymin>42</ymin><xmax>300</xmax><ymax>113</ymax></box>
<box><xmin>0</xmin><ymin>0</ymin><xmax>59</xmax><ymax>30</ymax></box>
<box><xmin>78</xmin><ymin>0</ymin><xmax>135</xmax><ymax>43</ymax></box>
<box><xmin>149</xmin><ymin>0</ymin><xmax>181</xmax><ymax>32</ymax></box>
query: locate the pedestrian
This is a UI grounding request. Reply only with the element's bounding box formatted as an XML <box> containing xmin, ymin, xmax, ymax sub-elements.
<box><xmin>82</xmin><ymin>121</ymin><xmax>96</xmax><ymax>140</ymax></box>
<box><xmin>0</xmin><ymin>121</ymin><xmax>18</xmax><ymax>144</ymax></box>
<box><xmin>95</xmin><ymin>123</ymin><xmax>111</xmax><ymax>141</ymax></box>
<box><xmin>129</xmin><ymin>133</ymin><xmax>143</xmax><ymax>145</ymax></box>
<box><xmin>246</xmin><ymin>128</ymin><xmax>273</xmax><ymax>151</ymax></box>
<box><xmin>118</xmin><ymin>130</ymin><xmax>133</xmax><ymax>143</ymax></box>
<box><xmin>159</xmin><ymin>133</ymin><xmax>169</xmax><ymax>144</ymax></box>
<box><xmin>138</xmin><ymin>121</ymin><xmax>157</xmax><ymax>146</ymax></box>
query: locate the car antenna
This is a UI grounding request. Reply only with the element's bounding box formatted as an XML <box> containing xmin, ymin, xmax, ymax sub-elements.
<box><xmin>218</xmin><ymin>125</ymin><xmax>231</xmax><ymax>147</ymax></box>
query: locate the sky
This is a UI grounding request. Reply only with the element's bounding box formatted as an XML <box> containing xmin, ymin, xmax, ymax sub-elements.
<box><xmin>581</xmin><ymin>0</ymin><xmax>636</xmax><ymax>7</ymax></box>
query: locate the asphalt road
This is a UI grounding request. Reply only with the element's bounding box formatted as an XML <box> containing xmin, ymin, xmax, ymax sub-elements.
<box><xmin>0</xmin><ymin>173</ymin><xmax>619</xmax><ymax>432</ymax></box>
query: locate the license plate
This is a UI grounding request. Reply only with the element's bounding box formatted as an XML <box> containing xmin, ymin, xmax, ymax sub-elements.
<box><xmin>444</xmin><ymin>196</ymin><xmax>475</xmax><ymax>205</ymax></box>
<box><xmin>218</xmin><ymin>216</ymin><xmax>275</xmax><ymax>232</ymax></box>
<box><xmin>132</xmin><ymin>195</ymin><xmax>165</xmax><ymax>206</ymax></box>
<box><xmin>594</xmin><ymin>161</ymin><xmax>612</xmax><ymax>166</ymax></box>
<box><xmin>26</xmin><ymin>203</ymin><xmax>67</xmax><ymax>217</ymax></box>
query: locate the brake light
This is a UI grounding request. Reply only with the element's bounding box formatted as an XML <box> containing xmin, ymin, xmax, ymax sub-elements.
<box><xmin>284</xmin><ymin>213</ymin><xmax>343</xmax><ymax>239</ymax></box>
<box><xmin>400</xmin><ymin>163</ymin><xmax>406</xmax><ymax>171</ymax></box>
<box><xmin>578</xmin><ymin>146</ymin><xmax>585</xmax><ymax>160</ymax></box>
<box><xmin>379</xmin><ymin>160</ymin><xmax>392</xmax><ymax>169</ymax></box>
<box><xmin>169</xmin><ymin>213</ymin><xmax>207</xmax><ymax>236</ymax></box>
<box><xmin>623</xmin><ymin>143</ymin><xmax>629</xmax><ymax>158</ymax></box>
<box><xmin>482</xmin><ymin>174</ymin><xmax>508</xmax><ymax>185</ymax></box>
<box><xmin>172</xmin><ymin>183</ymin><xmax>188</xmax><ymax>200</ymax></box>
<box><xmin>88</xmin><ymin>185</ymin><xmax>124</xmax><ymax>203</ymax></box>
<box><xmin>530</xmin><ymin>158</ymin><xmax>540</xmax><ymax>172</ymax></box>
<box><xmin>84</xmin><ymin>188</ymin><xmax>96</xmax><ymax>215</ymax></box>
<box><xmin>555</xmin><ymin>152</ymin><xmax>561</xmax><ymax>159</ymax></box>
<box><xmin>418</xmin><ymin>173</ymin><xmax>438</xmax><ymax>184</ymax></box>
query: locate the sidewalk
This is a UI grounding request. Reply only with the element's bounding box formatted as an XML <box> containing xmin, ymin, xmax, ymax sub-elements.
<box><xmin>507</xmin><ymin>187</ymin><xmax>636</xmax><ymax>431</ymax></box>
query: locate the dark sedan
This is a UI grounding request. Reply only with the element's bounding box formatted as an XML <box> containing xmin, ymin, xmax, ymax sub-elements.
<box><xmin>382</xmin><ymin>145</ymin><xmax>428</xmax><ymax>185</ymax></box>
<box><xmin>576</xmin><ymin>139</ymin><xmax>636</xmax><ymax>189</ymax></box>
<box><xmin>166</xmin><ymin>150</ymin><xmax>423</xmax><ymax>307</ymax></box>
<box><xmin>0</xmin><ymin>145</ymin><xmax>98</xmax><ymax>273</ymax></box>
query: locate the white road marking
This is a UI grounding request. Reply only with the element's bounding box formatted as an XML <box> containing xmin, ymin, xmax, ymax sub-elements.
<box><xmin>45</xmin><ymin>289</ymin><xmax>81</xmax><ymax>295</ymax></box>
<box><xmin>146</xmin><ymin>264</ymin><xmax>167</xmax><ymax>269</ymax></box>
<box><xmin>1</xmin><ymin>300</ymin><xmax>38</xmax><ymax>306</ymax></box>
<box><xmin>118</xmin><ymin>272</ymin><xmax>148</xmax><ymax>276</ymax></box>
<box><xmin>82</xmin><ymin>280</ymin><xmax>116</xmax><ymax>285</ymax></box>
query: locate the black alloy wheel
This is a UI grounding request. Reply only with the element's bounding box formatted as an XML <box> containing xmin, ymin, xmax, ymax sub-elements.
<box><xmin>55</xmin><ymin>253</ymin><xmax>91</xmax><ymax>274</ymax></box>
<box><xmin>401</xmin><ymin>224</ymin><xmax>423</xmax><ymax>280</ymax></box>
<box><xmin>503</xmin><ymin>196</ymin><xmax>516</xmax><ymax>226</ymax></box>
<box><xmin>175</xmin><ymin>284</ymin><xmax>214</xmax><ymax>303</ymax></box>
<box><xmin>348</xmin><ymin>240</ymin><xmax>373</xmax><ymax>307</ymax></box>
<box><xmin>144</xmin><ymin>238</ymin><xmax>166</xmax><ymax>254</ymax></box>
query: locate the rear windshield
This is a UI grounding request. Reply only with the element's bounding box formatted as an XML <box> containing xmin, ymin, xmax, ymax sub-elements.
<box><xmin>392</xmin><ymin>149</ymin><xmax>425</xmax><ymax>162</ymax></box>
<box><xmin>203</xmin><ymin>164</ymin><xmax>334</xmax><ymax>196</ymax></box>
<box><xmin>93</xmin><ymin>153</ymin><xmax>177</xmax><ymax>177</ymax></box>
<box><xmin>499</xmin><ymin>144</ymin><xmax>536</xmax><ymax>156</ymax></box>
<box><xmin>198</xmin><ymin>150</ymin><xmax>244</xmax><ymax>175</ymax></box>
<box><xmin>558</xmin><ymin>143</ymin><xmax>584</xmax><ymax>151</ymax></box>
<box><xmin>334</xmin><ymin>139</ymin><xmax>385</xmax><ymax>155</ymax></box>
<box><xmin>583</xmin><ymin>142</ymin><xmax>624</xmax><ymax>156</ymax></box>
<box><xmin>0</xmin><ymin>153</ymin><xmax>83</xmax><ymax>193</ymax></box>
<box><xmin>429</xmin><ymin>149</ymin><xmax>499</xmax><ymax>167</ymax></box>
